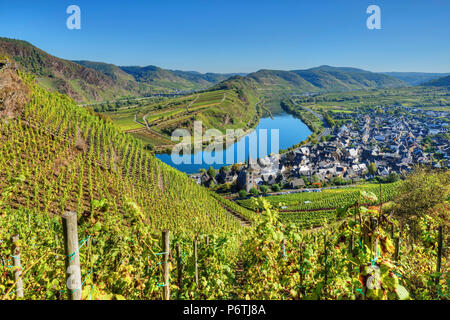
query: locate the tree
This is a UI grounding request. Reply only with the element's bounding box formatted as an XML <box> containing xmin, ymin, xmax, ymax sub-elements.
<box><xmin>207</xmin><ymin>166</ymin><xmax>217</xmax><ymax>178</ymax></box>
<box><xmin>249</xmin><ymin>187</ymin><xmax>259</xmax><ymax>196</ymax></box>
<box><xmin>231</xmin><ymin>163</ymin><xmax>241</xmax><ymax>174</ymax></box>
<box><xmin>271</xmin><ymin>184</ymin><xmax>281</xmax><ymax>192</ymax></box>
<box><xmin>260</xmin><ymin>185</ymin><xmax>269</xmax><ymax>194</ymax></box>
<box><xmin>368</xmin><ymin>162</ymin><xmax>377</xmax><ymax>175</ymax></box>
<box><xmin>238</xmin><ymin>189</ymin><xmax>248</xmax><ymax>198</ymax></box>
<box><xmin>386</xmin><ymin>172</ymin><xmax>400</xmax><ymax>183</ymax></box>
<box><xmin>395</xmin><ymin>167</ymin><xmax>449</xmax><ymax>232</ymax></box>
<box><xmin>312</xmin><ymin>174</ymin><xmax>320</xmax><ymax>184</ymax></box>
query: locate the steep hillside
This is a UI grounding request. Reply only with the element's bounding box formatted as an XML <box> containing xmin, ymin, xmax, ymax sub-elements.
<box><xmin>0</xmin><ymin>63</ymin><xmax>30</xmax><ymax>119</ymax></box>
<box><xmin>382</xmin><ymin>72</ymin><xmax>450</xmax><ymax>85</ymax></box>
<box><xmin>423</xmin><ymin>75</ymin><xmax>450</xmax><ymax>87</ymax></box>
<box><xmin>0</xmin><ymin>69</ymin><xmax>255</xmax><ymax>300</ymax></box>
<box><xmin>0</xmin><ymin>37</ymin><xmax>154</xmax><ymax>103</ymax></box>
<box><xmin>73</xmin><ymin>60</ymin><xmax>135</xmax><ymax>82</ymax></box>
<box><xmin>242</xmin><ymin>66</ymin><xmax>407</xmax><ymax>97</ymax></box>
<box><xmin>0</xmin><ymin>70</ymin><xmax>242</xmax><ymax>236</ymax></box>
<box><xmin>0</xmin><ymin>38</ymin><xmax>238</xmax><ymax>103</ymax></box>
<box><xmin>118</xmin><ymin>65</ymin><xmax>240</xmax><ymax>91</ymax></box>
<box><xmin>247</xmin><ymin>70</ymin><xmax>317</xmax><ymax>93</ymax></box>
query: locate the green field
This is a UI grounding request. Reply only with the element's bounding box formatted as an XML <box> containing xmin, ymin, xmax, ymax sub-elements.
<box><xmin>294</xmin><ymin>86</ymin><xmax>450</xmax><ymax>111</ymax></box>
<box><xmin>236</xmin><ymin>182</ymin><xmax>402</xmax><ymax>228</ymax></box>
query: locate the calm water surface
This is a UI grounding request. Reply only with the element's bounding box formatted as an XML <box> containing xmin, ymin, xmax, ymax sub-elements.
<box><xmin>156</xmin><ymin>112</ymin><xmax>312</xmax><ymax>174</ymax></box>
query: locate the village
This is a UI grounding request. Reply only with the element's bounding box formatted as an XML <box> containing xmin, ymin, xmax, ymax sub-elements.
<box><xmin>191</xmin><ymin>105</ymin><xmax>450</xmax><ymax>193</ymax></box>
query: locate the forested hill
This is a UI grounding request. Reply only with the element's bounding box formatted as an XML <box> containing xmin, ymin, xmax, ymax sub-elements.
<box><xmin>382</xmin><ymin>72</ymin><xmax>450</xmax><ymax>86</ymax></box>
<box><xmin>0</xmin><ymin>37</ymin><xmax>152</xmax><ymax>103</ymax></box>
<box><xmin>243</xmin><ymin>65</ymin><xmax>407</xmax><ymax>95</ymax></box>
<box><xmin>117</xmin><ymin>65</ymin><xmax>243</xmax><ymax>91</ymax></box>
<box><xmin>423</xmin><ymin>75</ymin><xmax>450</xmax><ymax>87</ymax></box>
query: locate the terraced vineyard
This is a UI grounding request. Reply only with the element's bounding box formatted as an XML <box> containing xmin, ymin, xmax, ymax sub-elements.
<box><xmin>236</xmin><ymin>183</ymin><xmax>402</xmax><ymax>228</ymax></box>
<box><xmin>103</xmin><ymin>87</ymin><xmax>259</xmax><ymax>150</ymax></box>
<box><xmin>279</xmin><ymin>210</ymin><xmax>340</xmax><ymax>229</ymax></box>
<box><xmin>0</xmin><ymin>72</ymin><xmax>243</xmax><ymax>237</ymax></box>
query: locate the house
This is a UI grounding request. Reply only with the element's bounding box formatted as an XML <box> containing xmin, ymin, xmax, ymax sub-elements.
<box><xmin>289</xmin><ymin>178</ymin><xmax>305</xmax><ymax>189</ymax></box>
<box><xmin>298</xmin><ymin>165</ymin><xmax>310</xmax><ymax>176</ymax></box>
<box><xmin>190</xmin><ymin>173</ymin><xmax>203</xmax><ymax>185</ymax></box>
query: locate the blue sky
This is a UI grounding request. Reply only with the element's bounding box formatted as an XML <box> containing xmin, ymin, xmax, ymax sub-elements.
<box><xmin>1</xmin><ymin>0</ymin><xmax>449</xmax><ymax>73</ymax></box>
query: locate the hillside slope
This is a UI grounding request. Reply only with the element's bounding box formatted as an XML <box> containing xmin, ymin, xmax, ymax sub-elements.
<box><xmin>0</xmin><ymin>37</ymin><xmax>155</xmax><ymax>103</ymax></box>
<box><xmin>423</xmin><ymin>74</ymin><xmax>450</xmax><ymax>87</ymax></box>
<box><xmin>245</xmin><ymin>65</ymin><xmax>407</xmax><ymax>95</ymax></box>
<box><xmin>382</xmin><ymin>71</ymin><xmax>450</xmax><ymax>85</ymax></box>
<box><xmin>0</xmin><ymin>38</ymin><xmax>238</xmax><ymax>103</ymax></box>
<box><xmin>0</xmin><ymin>67</ymin><xmax>242</xmax><ymax>236</ymax></box>
<box><xmin>119</xmin><ymin>65</ymin><xmax>242</xmax><ymax>91</ymax></box>
<box><xmin>0</xmin><ymin>65</ymin><xmax>254</xmax><ymax>300</ymax></box>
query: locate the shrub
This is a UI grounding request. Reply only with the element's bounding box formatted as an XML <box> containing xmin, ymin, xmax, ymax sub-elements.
<box><xmin>271</xmin><ymin>184</ymin><xmax>281</xmax><ymax>192</ymax></box>
<box><xmin>260</xmin><ymin>185</ymin><xmax>269</xmax><ymax>194</ymax></box>
<box><xmin>250</xmin><ymin>187</ymin><xmax>259</xmax><ymax>196</ymax></box>
<box><xmin>239</xmin><ymin>189</ymin><xmax>248</xmax><ymax>198</ymax></box>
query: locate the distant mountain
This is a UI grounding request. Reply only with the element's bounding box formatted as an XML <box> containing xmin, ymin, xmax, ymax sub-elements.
<box><xmin>73</xmin><ymin>60</ymin><xmax>135</xmax><ymax>82</ymax></box>
<box><xmin>0</xmin><ymin>37</ymin><xmax>412</xmax><ymax>104</ymax></box>
<box><xmin>118</xmin><ymin>65</ymin><xmax>244</xmax><ymax>91</ymax></box>
<box><xmin>382</xmin><ymin>72</ymin><xmax>450</xmax><ymax>86</ymax></box>
<box><xmin>0</xmin><ymin>37</ymin><xmax>240</xmax><ymax>103</ymax></box>
<box><xmin>241</xmin><ymin>65</ymin><xmax>407</xmax><ymax>95</ymax></box>
<box><xmin>422</xmin><ymin>75</ymin><xmax>450</xmax><ymax>87</ymax></box>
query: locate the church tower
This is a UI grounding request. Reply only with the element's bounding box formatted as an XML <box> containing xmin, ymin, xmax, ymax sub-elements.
<box><xmin>246</xmin><ymin>154</ymin><xmax>256</xmax><ymax>192</ymax></box>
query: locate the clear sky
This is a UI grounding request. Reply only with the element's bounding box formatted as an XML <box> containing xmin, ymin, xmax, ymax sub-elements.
<box><xmin>1</xmin><ymin>0</ymin><xmax>449</xmax><ymax>73</ymax></box>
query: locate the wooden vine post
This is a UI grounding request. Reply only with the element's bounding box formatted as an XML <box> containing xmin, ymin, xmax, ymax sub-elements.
<box><xmin>193</xmin><ymin>238</ymin><xmax>198</xmax><ymax>286</ymax></box>
<box><xmin>162</xmin><ymin>229</ymin><xmax>170</xmax><ymax>300</ymax></box>
<box><xmin>62</xmin><ymin>211</ymin><xmax>82</xmax><ymax>300</ymax></box>
<box><xmin>435</xmin><ymin>225</ymin><xmax>443</xmax><ymax>285</ymax></box>
<box><xmin>394</xmin><ymin>237</ymin><xmax>400</xmax><ymax>261</ymax></box>
<box><xmin>323</xmin><ymin>235</ymin><xmax>328</xmax><ymax>288</ymax></box>
<box><xmin>11</xmin><ymin>234</ymin><xmax>24</xmax><ymax>298</ymax></box>
<box><xmin>176</xmin><ymin>243</ymin><xmax>183</xmax><ymax>293</ymax></box>
<box><xmin>348</xmin><ymin>233</ymin><xmax>354</xmax><ymax>273</ymax></box>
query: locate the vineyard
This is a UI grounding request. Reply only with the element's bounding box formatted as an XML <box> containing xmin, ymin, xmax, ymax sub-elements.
<box><xmin>0</xmin><ymin>70</ymin><xmax>448</xmax><ymax>300</ymax></box>
<box><xmin>0</xmin><ymin>71</ymin><xmax>249</xmax><ymax>299</ymax></box>
<box><xmin>237</xmin><ymin>183</ymin><xmax>401</xmax><ymax>211</ymax></box>
<box><xmin>103</xmin><ymin>87</ymin><xmax>259</xmax><ymax>151</ymax></box>
<box><xmin>237</xmin><ymin>196</ymin><xmax>448</xmax><ymax>300</ymax></box>
<box><xmin>236</xmin><ymin>183</ymin><xmax>402</xmax><ymax>229</ymax></box>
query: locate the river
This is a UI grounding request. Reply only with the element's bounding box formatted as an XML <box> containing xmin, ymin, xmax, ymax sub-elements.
<box><xmin>155</xmin><ymin>112</ymin><xmax>312</xmax><ymax>174</ymax></box>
